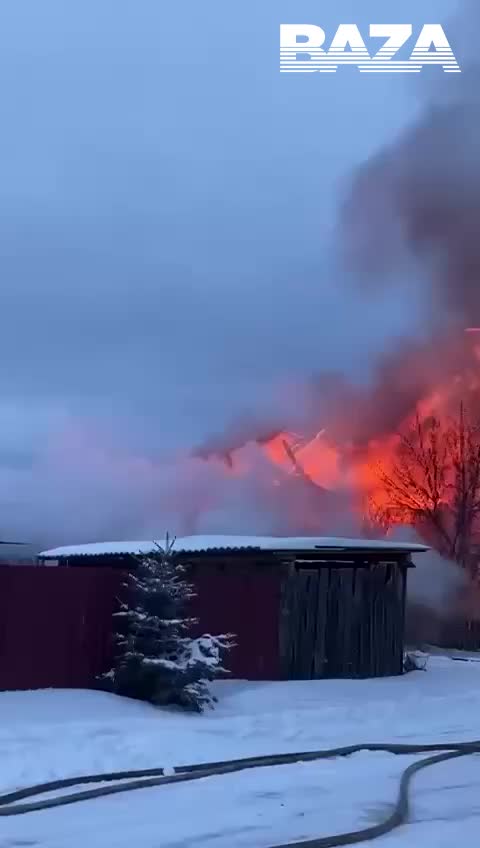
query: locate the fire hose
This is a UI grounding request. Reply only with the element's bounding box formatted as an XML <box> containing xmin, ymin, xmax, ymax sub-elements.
<box><xmin>0</xmin><ymin>741</ymin><xmax>479</xmax><ymax>846</ymax></box>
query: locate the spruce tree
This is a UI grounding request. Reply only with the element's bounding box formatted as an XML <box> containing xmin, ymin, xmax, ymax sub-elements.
<box><xmin>102</xmin><ymin>536</ymin><xmax>234</xmax><ymax>711</ymax></box>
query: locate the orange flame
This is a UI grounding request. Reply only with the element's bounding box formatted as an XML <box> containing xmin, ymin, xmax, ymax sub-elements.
<box><xmin>255</xmin><ymin>331</ymin><xmax>480</xmax><ymax>536</ymax></box>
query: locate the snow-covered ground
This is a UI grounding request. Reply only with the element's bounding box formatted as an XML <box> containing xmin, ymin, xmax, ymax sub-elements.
<box><xmin>0</xmin><ymin>656</ymin><xmax>479</xmax><ymax>847</ymax></box>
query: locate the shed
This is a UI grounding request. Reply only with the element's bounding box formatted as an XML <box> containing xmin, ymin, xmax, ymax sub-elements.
<box><xmin>39</xmin><ymin>535</ymin><xmax>427</xmax><ymax>681</ymax></box>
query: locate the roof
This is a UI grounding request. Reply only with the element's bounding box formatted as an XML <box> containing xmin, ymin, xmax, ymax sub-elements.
<box><xmin>39</xmin><ymin>534</ymin><xmax>428</xmax><ymax>559</ymax></box>
<box><xmin>0</xmin><ymin>540</ymin><xmax>27</xmax><ymax>545</ymax></box>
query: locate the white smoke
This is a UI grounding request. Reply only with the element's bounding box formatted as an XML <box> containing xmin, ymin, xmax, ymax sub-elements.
<box><xmin>390</xmin><ymin>525</ymin><xmax>467</xmax><ymax>616</ymax></box>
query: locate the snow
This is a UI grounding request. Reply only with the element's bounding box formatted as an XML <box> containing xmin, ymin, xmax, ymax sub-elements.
<box><xmin>39</xmin><ymin>534</ymin><xmax>429</xmax><ymax>559</ymax></box>
<box><xmin>0</xmin><ymin>655</ymin><xmax>479</xmax><ymax>847</ymax></box>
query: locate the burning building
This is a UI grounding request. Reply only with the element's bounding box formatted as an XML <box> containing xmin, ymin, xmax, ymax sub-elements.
<box><xmin>189</xmin><ymin>58</ymin><xmax>480</xmax><ymax>574</ymax></box>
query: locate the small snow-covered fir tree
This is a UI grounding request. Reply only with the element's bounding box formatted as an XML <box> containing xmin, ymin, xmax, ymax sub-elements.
<box><xmin>101</xmin><ymin>535</ymin><xmax>234</xmax><ymax>712</ymax></box>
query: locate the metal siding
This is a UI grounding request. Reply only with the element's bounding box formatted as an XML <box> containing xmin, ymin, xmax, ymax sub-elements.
<box><xmin>190</xmin><ymin>564</ymin><xmax>282</xmax><ymax>680</ymax></box>
<box><xmin>0</xmin><ymin>563</ymin><xmax>282</xmax><ymax>689</ymax></box>
<box><xmin>0</xmin><ymin>566</ymin><xmax>125</xmax><ymax>690</ymax></box>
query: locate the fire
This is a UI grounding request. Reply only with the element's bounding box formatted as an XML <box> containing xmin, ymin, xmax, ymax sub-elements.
<box><xmin>249</xmin><ymin>330</ymin><xmax>480</xmax><ymax>539</ymax></box>
<box><xmin>263</xmin><ymin>431</ymin><xmax>342</xmax><ymax>489</ymax></box>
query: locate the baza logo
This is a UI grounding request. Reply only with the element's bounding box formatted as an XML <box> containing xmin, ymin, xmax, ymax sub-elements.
<box><xmin>280</xmin><ymin>24</ymin><xmax>461</xmax><ymax>73</ymax></box>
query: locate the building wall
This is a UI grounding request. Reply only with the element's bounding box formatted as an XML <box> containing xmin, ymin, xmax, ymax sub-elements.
<box><xmin>189</xmin><ymin>561</ymin><xmax>283</xmax><ymax>679</ymax></box>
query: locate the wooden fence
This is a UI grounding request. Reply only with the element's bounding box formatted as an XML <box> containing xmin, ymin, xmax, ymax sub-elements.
<box><xmin>436</xmin><ymin>619</ymin><xmax>480</xmax><ymax>652</ymax></box>
<box><xmin>406</xmin><ymin>602</ymin><xmax>480</xmax><ymax>652</ymax></box>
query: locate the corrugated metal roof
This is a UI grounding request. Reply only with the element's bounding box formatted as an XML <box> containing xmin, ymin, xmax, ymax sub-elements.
<box><xmin>39</xmin><ymin>534</ymin><xmax>429</xmax><ymax>559</ymax></box>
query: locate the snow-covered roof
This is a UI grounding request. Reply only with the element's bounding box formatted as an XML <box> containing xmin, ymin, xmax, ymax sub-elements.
<box><xmin>39</xmin><ymin>534</ymin><xmax>428</xmax><ymax>559</ymax></box>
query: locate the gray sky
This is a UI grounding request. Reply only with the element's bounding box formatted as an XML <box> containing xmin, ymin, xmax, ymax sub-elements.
<box><xmin>0</xmin><ymin>0</ymin><xmax>461</xmax><ymax>546</ymax></box>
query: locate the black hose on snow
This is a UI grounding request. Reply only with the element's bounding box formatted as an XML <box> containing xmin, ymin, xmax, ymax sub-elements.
<box><xmin>1</xmin><ymin>741</ymin><xmax>479</xmax><ymax>847</ymax></box>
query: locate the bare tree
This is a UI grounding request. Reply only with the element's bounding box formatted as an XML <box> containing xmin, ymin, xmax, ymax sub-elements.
<box><xmin>373</xmin><ymin>404</ymin><xmax>480</xmax><ymax>573</ymax></box>
<box><xmin>361</xmin><ymin>495</ymin><xmax>392</xmax><ymax>539</ymax></box>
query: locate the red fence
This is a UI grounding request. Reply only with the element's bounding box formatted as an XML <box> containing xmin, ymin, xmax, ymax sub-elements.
<box><xmin>0</xmin><ymin>564</ymin><xmax>282</xmax><ymax>690</ymax></box>
<box><xmin>0</xmin><ymin>567</ymin><xmax>124</xmax><ymax>690</ymax></box>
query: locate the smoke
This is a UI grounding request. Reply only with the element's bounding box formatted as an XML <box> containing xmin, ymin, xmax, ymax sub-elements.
<box><xmin>391</xmin><ymin>526</ymin><xmax>468</xmax><ymax>616</ymax></box>
<box><xmin>340</xmin><ymin>3</ymin><xmax>480</xmax><ymax>323</ymax></box>
<box><xmin>2</xmin><ymin>3</ymin><xmax>478</xmax><ymax>550</ymax></box>
<box><xmin>342</xmin><ymin>98</ymin><xmax>480</xmax><ymax>328</ymax></box>
<box><xmin>409</xmin><ymin>548</ymin><xmax>467</xmax><ymax>615</ymax></box>
<box><xmin>186</xmin><ymin>0</ymin><xmax>480</xmax><ymax>557</ymax></box>
<box><xmin>270</xmin><ymin>2</ymin><xmax>480</xmax><ymax>455</ymax></box>
<box><xmin>0</xmin><ymin>416</ymin><xmax>360</xmax><ymax>550</ymax></box>
<box><xmin>305</xmin><ymin>336</ymin><xmax>475</xmax><ymax>448</ymax></box>
<box><xmin>190</xmin><ymin>4</ymin><xmax>480</xmax><ymax>470</ymax></box>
